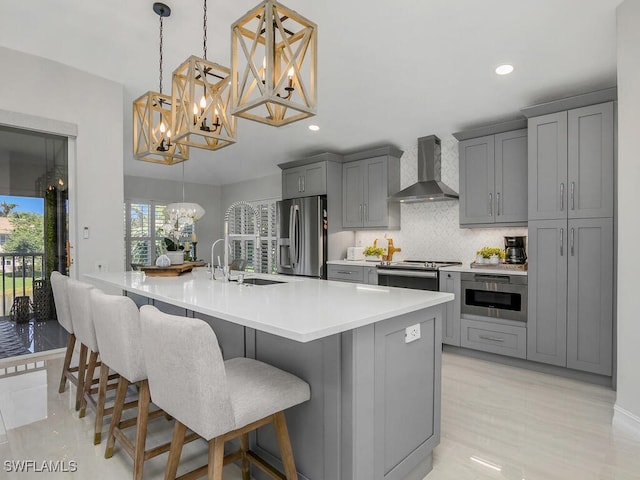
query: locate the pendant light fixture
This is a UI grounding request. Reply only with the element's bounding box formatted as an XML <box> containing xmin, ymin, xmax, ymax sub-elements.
<box><xmin>172</xmin><ymin>0</ymin><xmax>236</xmax><ymax>151</ymax></box>
<box><xmin>133</xmin><ymin>3</ymin><xmax>189</xmax><ymax>164</ymax></box>
<box><xmin>231</xmin><ymin>0</ymin><xmax>317</xmax><ymax>126</ymax></box>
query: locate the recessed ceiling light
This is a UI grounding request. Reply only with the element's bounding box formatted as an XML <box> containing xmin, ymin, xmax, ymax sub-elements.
<box><xmin>495</xmin><ymin>64</ymin><xmax>514</xmax><ymax>75</ymax></box>
<box><xmin>308</xmin><ymin>125</ymin><xmax>320</xmax><ymax>131</ymax></box>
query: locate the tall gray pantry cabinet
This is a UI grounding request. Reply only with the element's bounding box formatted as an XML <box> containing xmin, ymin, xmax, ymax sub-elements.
<box><xmin>526</xmin><ymin>101</ymin><xmax>614</xmax><ymax>376</ymax></box>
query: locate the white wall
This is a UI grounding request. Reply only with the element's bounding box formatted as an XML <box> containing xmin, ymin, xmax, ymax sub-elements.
<box><xmin>220</xmin><ymin>173</ymin><xmax>282</xmax><ymax>212</ymax></box>
<box><xmin>124</xmin><ymin>175</ymin><xmax>223</xmax><ymax>264</ymax></box>
<box><xmin>615</xmin><ymin>0</ymin><xmax>640</xmax><ymax>433</ymax></box>
<box><xmin>355</xmin><ymin>136</ymin><xmax>527</xmax><ymax>263</ymax></box>
<box><xmin>0</xmin><ymin>46</ymin><xmax>124</xmax><ymax>278</ymax></box>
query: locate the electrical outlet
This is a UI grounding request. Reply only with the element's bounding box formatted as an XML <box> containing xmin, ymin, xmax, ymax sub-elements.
<box><xmin>405</xmin><ymin>323</ymin><xmax>421</xmax><ymax>343</ymax></box>
<box><xmin>95</xmin><ymin>261</ymin><xmax>108</xmax><ymax>273</ymax></box>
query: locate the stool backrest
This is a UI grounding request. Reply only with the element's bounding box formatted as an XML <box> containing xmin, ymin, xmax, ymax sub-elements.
<box><xmin>140</xmin><ymin>305</ymin><xmax>235</xmax><ymax>440</ymax></box>
<box><xmin>67</xmin><ymin>278</ymin><xmax>98</xmax><ymax>352</ymax></box>
<box><xmin>50</xmin><ymin>272</ymin><xmax>73</xmax><ymax>334</ymax></box>
<box><xmin>91</xmin><ymin>290</ymin><xmax>146</xmax><ymax>383</ymax></box>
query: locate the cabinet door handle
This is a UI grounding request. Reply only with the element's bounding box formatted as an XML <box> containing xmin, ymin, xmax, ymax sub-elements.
<box><xmin>359</xmin><ymin>204</ymin><xmax>363</xmax><ymax>221</ymax></box>
<box><xmin>337</xmin><ymin>271</ymin><xmax>353</xmax><ymax>275</ymax></box>
<box><xmin>488</xmin><ymin>193</ymin><xmax>493</xmax><ymax>216</ymax></box>
<box><xmin>364</xmin><ymin>203</ymin><xmax>368</xmax><ymax>221</ymax></box>
<box><xmin>571</xmin><ymin>181</ymin><xmax>575</xmax><ymax>210</ymax></box>
<box><xmin>560</xmin><ymin>228</ymin><xmax>564</xmax><ymax>256</ymax></box>
<box><xmin>560</xmin><ymin>183</ymin><xmax>565</xmax><ymax>211</ymax></box>
<box><xmin>301</xmin><ymin>176</ymin><xmax>305</xmax><ymax>192</ymax></box>
<box><xmin>479</xmin><ymin>335</ymin><xmax>505</xmax><ymax>343</ymax></box>
<box><xmin>570</xmin><ymin>227</ymin><xmax>575</xmax><ymax>256</ymax></box>
<box><xmin>298</xmin><ymin>177</ymin><xmax>302</xmax><ymax>192</ymax></box>
<box><xmin>496</xmin><ymin>192</ymin><xmax>500</xmax><ymax>216</ymax></box>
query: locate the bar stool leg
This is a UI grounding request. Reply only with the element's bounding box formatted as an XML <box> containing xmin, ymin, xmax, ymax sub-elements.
<box><xmin>58</xmin><ymin>334</ymin><xmax>76</xmax><ymax>393</ymax></box>
<box><xmin>76</xmin><ymin>344</ymin><xmax>88</xmax><ymax>411</ymax></box>
<box><xmin>80</xmin><ymin>350</ymin><xmax>98</xmax><ymax>418</ymax></box>
<box><xmin>105</xmin><ymin>376</ymin><xmax>129</xmax><ymax>458</ymax></box>
<box><xmin>273</xmin><ymin>412</ymin><xmax>298</xmax><ymax>480</ymax></box>
<box><xmin>133</xmin><ymin>380</ymin><xmax>151</xmax><ymax>480</ymax></box>
<box><xmin>165</xmin><ymin>421</ymin><xmax>187</xmax><ymax>480</ymax></box>
<box><xmin>94</xmin><ymin>363</ymin><xmax>110</xmax><ymax>444</ymax></box>
<box><xmin>207</xmin><ymin>437</ymin><xmax>225</xmax><ymax>480</ymax></box>
<box><xmin>240</xmin><ymin>433</ymin><xmax>250</xmax><ymax>480</ymax></box>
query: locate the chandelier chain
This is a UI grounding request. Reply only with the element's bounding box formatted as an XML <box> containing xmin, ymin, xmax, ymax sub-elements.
<box><xmin>203</xmin><ymin>0</ymin><xmax>207</xmax><ymax>60</ymax></box>
<box><xmin>159</xmin><ymin>14</ymin><xmax>164</xmax><ymax>94</ymax></box>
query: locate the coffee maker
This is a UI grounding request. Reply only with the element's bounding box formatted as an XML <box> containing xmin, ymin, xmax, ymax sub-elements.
<box><xmin>504</xmin><ymin>236</ymin><xmax>527</xmax><ymax>264</ymax></box>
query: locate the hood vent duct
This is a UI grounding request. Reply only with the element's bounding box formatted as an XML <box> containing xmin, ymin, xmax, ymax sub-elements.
<box><xmin>390</xmin><ymin>135</ymin><xmax>459</xmax><ymax>203</ymax></box>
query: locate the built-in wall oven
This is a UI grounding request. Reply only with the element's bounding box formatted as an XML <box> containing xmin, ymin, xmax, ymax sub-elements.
<box><xmin>461</xmin><ymin>272</ymin><xmax>527</xmax><ymax>323</ymax></box>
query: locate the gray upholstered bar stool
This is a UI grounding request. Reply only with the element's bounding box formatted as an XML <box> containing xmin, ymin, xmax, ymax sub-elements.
<box><xmin>50</xmin><ymin>271</ymin><xmax>82</xmax><ymax>410</ymax></box>
<box><xmin>90</xmin><ymin>289</ymin><xmax>194</xmax><ymax>480</ymax></box>
<box><xmin>139</xmin><ymin>305</ymin><xmax>311</xmax><ymax>480</ymax></box>
<box><xmin>67</xmin><ymin>278</ymin><xmax>117</xmax><ymax>444</ymax></box>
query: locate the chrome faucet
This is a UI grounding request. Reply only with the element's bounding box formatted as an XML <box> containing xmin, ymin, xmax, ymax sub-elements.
<box><xmin>222</xmin><ymin>201</ymin><xmax>261</xmax><ymax>282</ymax></box>
<box><xmin>210</xmin><ymin>238</ymin><xmax>228</xmax><ymax>280</ymax></box>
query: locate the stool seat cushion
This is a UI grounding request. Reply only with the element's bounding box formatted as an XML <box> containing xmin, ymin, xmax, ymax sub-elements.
<box><xmin>225</xmin><ymin>357</ymin><xmax>310</xmax><ymax>430</ymax></box>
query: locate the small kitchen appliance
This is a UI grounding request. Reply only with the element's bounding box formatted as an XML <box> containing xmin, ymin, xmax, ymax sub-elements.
<box><xmin>347</xmin><ymin>246</ymin><xmax>365</xmax><ymax>261</ymax></box>
<box><xmin>504</xmin><ymin>236</ymin><xmax>527</xmax><ymax>264</ymax></box>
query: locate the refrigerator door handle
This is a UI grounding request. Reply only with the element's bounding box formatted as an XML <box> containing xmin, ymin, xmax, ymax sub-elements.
<box><xmin>289</xmin><ymin>205</ymin><xmax>297</xmax><ymax>267</ymax></box>
<box><xmin>293</xmin><ymin>205</ymin><xmax>301</xmax><ymax>265</ymax></box>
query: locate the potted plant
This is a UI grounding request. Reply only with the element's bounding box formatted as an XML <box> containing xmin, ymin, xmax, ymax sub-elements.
<box><xmin>163</xmin><ymin>235</ymin><xmax>184</xmax><ymax>265</ymax></box>
<box><xmin>476</xmin><ymin>247</ymin><xmax>506</xmax><ymax>265</ymax></box>
<box><xmin>363</xmin><ymin>245</ymin><xmax>385</xmax><ymax>261</ymax></box>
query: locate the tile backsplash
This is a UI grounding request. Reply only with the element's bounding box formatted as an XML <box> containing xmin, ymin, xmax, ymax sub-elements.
<box><xmin>354</xmin><ymin>135</ymin><xmax>528</xmax><ymax>263</ymax></box>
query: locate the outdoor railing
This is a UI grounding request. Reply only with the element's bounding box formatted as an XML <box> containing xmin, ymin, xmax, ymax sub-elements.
<box><xmin>1</xmin><ymin>253</ymin><xmax>45</xmax><ymax>317</ymax></box>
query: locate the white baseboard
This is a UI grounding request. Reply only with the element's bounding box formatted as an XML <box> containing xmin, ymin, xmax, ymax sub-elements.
<box><xmin>613</xmin><ymin>404</ymin><xmax>640</xmax><ymax>439</ymax></box>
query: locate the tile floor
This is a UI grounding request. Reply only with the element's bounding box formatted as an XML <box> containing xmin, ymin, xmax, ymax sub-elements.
<box><xmin>0</xmin><ymin>351</ymin><xmax>639</xmax><ymax>479</ymax></box>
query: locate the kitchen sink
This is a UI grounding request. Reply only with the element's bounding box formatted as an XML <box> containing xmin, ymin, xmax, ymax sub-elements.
<box><xmin>239</xmin><ymin>278</ymin><xmax>286</xmax><ymax>286</ymax></box>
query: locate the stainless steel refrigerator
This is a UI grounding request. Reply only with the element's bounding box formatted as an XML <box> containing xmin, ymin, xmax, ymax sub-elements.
<box><xmin>276</xmin><ymin>196</ymin><xmax>328</xmax><ymax>278</ymax></box>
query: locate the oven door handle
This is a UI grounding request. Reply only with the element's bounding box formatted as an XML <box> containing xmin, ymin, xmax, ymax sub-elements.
<box><xmin>377</xmin><ymin>269</ymin><xmax>438</xmax><ymax>279</ymax></box>
<box><xmin>471</xmin><ymin>274</ymin><xmax>510</xmax><ymax>283</ymax></box>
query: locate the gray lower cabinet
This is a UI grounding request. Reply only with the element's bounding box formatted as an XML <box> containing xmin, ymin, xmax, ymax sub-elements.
<box><xmin>528</xmin><ymin>102</ymin><xmax>614</xmax><ymax>221</ymax></box>
<box><xmin>282</xmin><ymin>161</ymin><xmax>328</xmax><ymax>199</ymax></box>
<box><xmin>342</xmin><ymin>147</ymin><xmax>401</xmax><ymax>229</ymax></box>
<box><xmin>459</xmin><ymin>129</ymin><xmax>528</xmax><ymax>227</ymax></box>
<box><xmin>527</xmin><ymin>218</ymin><xmax>613</xmax><ymax>375</ymax></box>
<box><xmin>439</xmin><ymin>271</ymin><xmax>461</xmax><ymax>346</ymax></box>
<box><xmin>461</xmin><ymin>318</ymin><xmax>527</xmax><ymax>359</ymax></box>
<box><xmin>327</xmin><ymin>264</ymin><xmax>378</xmax><ymax>285</ymax></box>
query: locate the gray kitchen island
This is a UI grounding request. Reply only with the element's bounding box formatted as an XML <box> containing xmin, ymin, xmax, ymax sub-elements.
<box><xmin>84</xmin><ymin>269</ymin><xmax>453</xmax><ymax>480</ymax></box>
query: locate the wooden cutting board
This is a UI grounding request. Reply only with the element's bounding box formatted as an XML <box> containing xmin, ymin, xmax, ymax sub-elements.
<box><xmin>142</xmin><ymin>263</ymin><xmax>195</xmax><ymax>277</ymax></box>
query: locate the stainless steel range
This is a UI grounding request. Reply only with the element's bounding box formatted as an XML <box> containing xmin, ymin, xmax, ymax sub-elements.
<box><xmin>377</xmin><ymin>260</ymin><xmax>462</xmax><ymax>291</ymax></box>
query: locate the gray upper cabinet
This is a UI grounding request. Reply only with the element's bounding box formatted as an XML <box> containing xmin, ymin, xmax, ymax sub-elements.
<box><xmin>459</xmin><ymin>129</ymin><xmax>527</xmax><ymax>227</ymax></box>
<box><xmin>567</xmin><ymin>103</ymin><xmax>614</xmax><ymax>219</ymax></box>
<box><xmin>342</xmin><ymin>147</ymin><xmax>401</xmax><ymax>230</ymax></box>
<box><xmin>439</xmin><ymin>271</ymin><xmax>461</xmax><ymax>346</ymax></box>
<box><xmin>528</xmin><ymin>102</ymin><xmax>613</xmax><ymax>221</ymax></box>
<box><xmin>527</xmin><ymin>220</ymin><xmax>568</xmax><ymax>367</ymax></box>
<box><xmin>281</xmin><ymin>161</ymin><xmax>327</xmax><ymax>199</ymax></box>
<box><xmin>566</xmin><ymin>217</ymin><xmax>613</xmax><ymax>376</ymax></box>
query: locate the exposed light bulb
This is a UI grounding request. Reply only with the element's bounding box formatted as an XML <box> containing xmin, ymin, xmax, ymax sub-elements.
<box><xmin>159</xmin><ymin>121</ymin><xmax>166</xmax><ymax>133</ymax></box>
<box><xmin>288</xmin><ymin>67</ymin><xmax>294</xmax><ymax>79</ymax></box>
<box><xmin>167</xmin><ymin>129</ymin><xmax>171</xmax><ymax>139</ymax></box>
<box><xmin>193</xmin><ymin>103</ymin><xmax>198</xmax><ymax>115</ymax></box>
<box><xmin>199</xmin><ymin>96</ymin><xmax>207</xmax><ymax>109</ymax></box>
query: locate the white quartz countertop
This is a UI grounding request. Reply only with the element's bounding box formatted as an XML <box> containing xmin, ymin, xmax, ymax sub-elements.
<box><xmin>326</xmin><ymin>260</ymin><xmax>381</xmax><ymax>267</ymax></box>
<box><xmin>440</xmin><ymin>264</ymin><xmax>528</xmax><ymax>276</ymax></box>
<box><xmin>84</xmin><ymin>269</ymin><xmax>453</xmax><ymax>343</ymax></box>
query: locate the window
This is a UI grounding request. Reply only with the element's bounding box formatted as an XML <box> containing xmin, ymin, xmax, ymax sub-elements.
<box><xmin>124</xmin><ymin>200</ymin><xmax>168</xmax><ymax>268</ymax></box>
<box><xmin>227</xmin><ymin>199</ymin><xmax>277</xmax><ymax>274</ymax></box>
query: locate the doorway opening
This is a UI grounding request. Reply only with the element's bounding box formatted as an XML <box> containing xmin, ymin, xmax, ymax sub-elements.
<box><xmin>0</xmin><ymin>125</ymin><xmax>69</xmax><ymax>360</ymax></box>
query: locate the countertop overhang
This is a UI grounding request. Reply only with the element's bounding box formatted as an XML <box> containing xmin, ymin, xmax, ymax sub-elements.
<box><xmin>84</xmin><ymin>269</ymin><xmax>454</xmax><ymax>343</ymax></box>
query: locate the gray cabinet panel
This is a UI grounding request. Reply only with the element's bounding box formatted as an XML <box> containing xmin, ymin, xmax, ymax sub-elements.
<box><xmin>568</xmin><ymin>103</ymin><xmax>614</xmax><ymax>219</ymax></box>
<box><xmin>459</xmin><ymin>135</ymin><xmax>494</xmax><ymax>224</ymax></box>
<box><xmin>495</xmin><ymin>129</ymin><xmax>528</xmax><ymax>223</ymax></box>
<box><xmin>365</xmin><ymin>266</ymin><xmax>378</xmax><ymax>285</ymax></box>
<box><xmin>327</xmin><ymin>264</ymin><xmax>364</xmax><ymax>283</ymax></box>
<box><xmin>527</xmin><ymin>220</ymin><xmax>567</xmax><ymax>366</ymax></box>
<box><xmin>439</xmin><ymin>271</ymin><xmax>461</xmax><ymax>346</ymax></box>
<box><xmin>194</xmin><ymin>312</ymin><xmax>246</xmax><ymax>360</ymax></box>
<box><xmin>302</xmin><ymin>162</ymin><xmax>327</xmax><ymax>197</ymax></box>
<box><xmin>364</xmin><ymin>157</ymin><xmax>388</xmax><ymax>227</ymax></box>
<box><xmin>283</xmin><ymin>167</ymin><xmax>304</xmax><ymax>199</ymax></box>
<box><xmin>528</xmin><ymin>112</ymin><xmax>568</xmax><ymax>220</ymax></box>
<box><xmin>566</xmin><ymin>218</ymin><xmax>613</xmax><ymax>375</ymax></box>
<box><xmin>342</xmin><ymin>162</ymin><xmax>364</xmax><ymax>228</ymax></box>
<box><xmin>461</xmin><ymin>318</ymin><xmax>526</xmax><ymax>359</ymax></box>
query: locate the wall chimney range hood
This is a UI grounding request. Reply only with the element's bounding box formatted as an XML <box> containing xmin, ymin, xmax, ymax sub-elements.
<box><xmin>390</xmin><ymin>135</ymin><xmax>459</xmax><ymax>203</ymax></box>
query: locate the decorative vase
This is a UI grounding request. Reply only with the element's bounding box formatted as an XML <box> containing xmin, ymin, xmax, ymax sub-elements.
<box><xmin>489</xmin><ymin>255</ymin><xmax>500</xmax><ymax>264</ymax></box>
<box><xmin>166</xmin><ymin>251</ymin><xmax>184</xmax><ymax>265</ymax></box>
<box><xmin>475</xmin><ymin>254</ymin><xmax>485</xmax><ymax>264</ymax></box>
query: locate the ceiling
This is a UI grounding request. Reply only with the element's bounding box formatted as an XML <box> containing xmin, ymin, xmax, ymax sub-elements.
<box><xmin>0</xmin><ymin>0</ymin><xmax>622</xmax><ymax>186</ymax></box>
